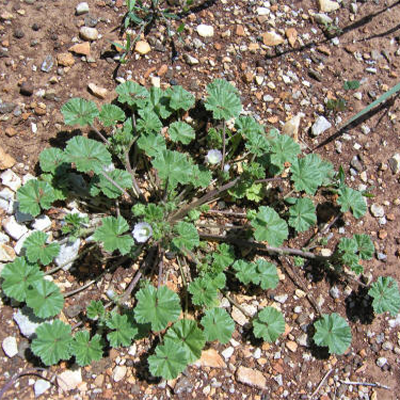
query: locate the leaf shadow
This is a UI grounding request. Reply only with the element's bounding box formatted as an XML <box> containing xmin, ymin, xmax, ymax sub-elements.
<box><xmin>345</xmin><ymin>286</ymin><xmax>374</xmax><ymax>325</ymax></box>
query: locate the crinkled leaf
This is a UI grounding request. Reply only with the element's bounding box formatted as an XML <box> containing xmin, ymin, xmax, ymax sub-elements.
<box><xmin>253</xmin><ymin>307</ymin><xmax>285</xmax><ymax>343</ymax></box>
<box><xmin>115</xmin><ymin>81</ymin><xmax>149</xmax><ymax>108</ymax></box>
<box><xmin>61</xmin><ymin>98</ymin><xmax>99</xmax><ymax>126</ymax></box>
<box><xmin>98</xmin><ymin>169</ymin><xmax>132</xmax><ymax>199</ymax></box>
<box><xmin>86</xmin><ymin>300</ymin><xmax>105</xmax><ymax>320</ymax></box>
<box><xmin>17</xmin><ymin>179</ymin><xmax>56</xmax><ymax>217</ymax></box>
<box><xmin>201</xmin><ymin>308</ymin><xmax>235</xmax><ymax>344</ymax></box>
<box><xmin>93</xmin><ymin>216</ymin><xmax>134</xmax><ymax>255</ymax></box>
<box><xmin>172</xmin><ymin>221</ymin><xmax>199</xmax><ymax>251</ymax></box>
<box><xmin>313</xmin><ymin>313</ymin><xmax>352</xmax><ymax>355</ymax></box>
<box><xmin>148</xmin><ymin>87</ymin><xmax>172</xmax><ymax>119</ymax></box>
<box><xmin>288</xmin><ymin>198</ymin><xmax>317</xmax><ymax>232</ymax></box>
<box><xmin>255</xmin><ymin>259</ymin><xmax>279</xmax><ymax>290</ymax></box>
<box><xmin>168</xmin><ymin>121</ymin><xmax>195</xmax><ymax>145</ymax></box>
<box><xmin>337</xmin><ymin>186</ymin><xmax>367</xmax><ymax>219</ymax></box>
<box><xmin>190</xmin><ymin>165</ymin><xmax>212</xmax><ymax>188</ymax></box>
<box><xmin>26</xmin><ymin>279</ymin><xmax>64</xmax><ymax>318</ymax></box>
<box><xmin>168</xmin><ymin>85</ymin><xmax>195</xmax><ymax>111</ymax></box>
<box><xmin>148</xmin><ymin>340</ymin><xmax>188</xmax><ymax>380</ymax></box>
<box><xmin>31</xmin><ymin>320</ymin><xmax>73</xmax><ymax>365</ymax></box>
<box><xmin>232</xmin><ymin>260</ymin><xmax>257</xmax><ymax>285</ymax></box>
<box><xmin>137</xmin><ymin>108</ymin><xmax>163</xmax><ymax>134</ymax></box>
<box><xmin>188</xmin><ymin>276</ymin><xmax>219</xmax><ymax>308</ymax></box>
<box><xmin>205</xmin><ymin>79</ymin><xmax>242</xmax><ymax>120</ymax></box>
<box><xmin>39</xmin><ymin>148</ymin><xmax>67</xmax><ymax>174</ymax></box>
<box><xmin>98</xmin><ymin>104</ymin><xmax>126</xmax><ymax>127</ymax></box>
<box><xmin>244</xmin><ymin>130</ymin><xmax>270</xmax><ymax>156</ymax></box>
<box><xmin>251</xmin><ymin>206</ymin><xmax>288</xmax><ymax>247</ymax></box>
<box><xmin>343</xmin><ymin>80</ymin><xmax>360</xmax><ymax>90</ymax></box>
<box><xmin>354</xmin><ymin>234</ymin><xmax>374</xmax><ymax>260</ymax></box>
<box><xmin>290</xmin><ymin>154</ymin><xmax>323</xmax><ymax>195</ymax></box>
<box><xmin>270</xmin><ymin>134</ymin><xmax>300</xmax><ymax>172</ymax></box>
<box><xmin>338</xmin><ymin>237</ymin><xmax>358</xmax><ymax>254</ymax></box>
<box><xmin>212</xmin><ymin>244</ymin><xmax>234</xmax><ymax>272</ymax></box>
<box><xmin>235</xmin><ymin>115</ymin><xmax>264</xmax><ymax>137</ymax></box>
<box><xmin>65</xmin><ymin>136</ymin><xmax>112</xmax><ymax>174</ymax></box>
<box><xmin>106</xmin><ymin>313</ymin><xmax>138</xmax><ymax>347</ymax></box>
<box><xmin>1</xmin><ymin>257</ymin><xmax>44</xmax><ymax>302</ymax></box>
<box><xmin>137</xmin><ymin>132</ymin><xmax>166</xmax><ymax>158</ymax></box>
<box><xmin>164</xmin><ymin>319</ymin><xmax>205</xmax><ymax>363</ymax></box>
<box><xmin>134</xmin><ymin>285</ymin><xmax>181</xmax><ymax>331</ymax></box>
<box><xmin>71</xmin><ymin>331</ymin><xmax>103</xmax><ymax>366</ymax></box>
<box><xmin>23</xmin><ymin>231</ymin><xmax>60</xmax><ymax>266</ymax></box>
<box><xmin>369</xmin><ymin>277</ymin><xmax>400</xmax><ymax>316</ymax></box>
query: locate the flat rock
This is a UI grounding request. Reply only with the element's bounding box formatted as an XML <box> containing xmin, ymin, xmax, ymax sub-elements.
<box><xmin>318</xmin><ymin>0</ymin><xmax>340</xmax><ymax>12</ymax></box>
<box><xmin>79</xmin><ymin>26</ymin><xmax>98</xmax><ymax>41</ymax></box>
<box><xmin>0</xmin><ymin>188</ymin><xmax>15</xmax><ymax>214</ymax></box>
<box><xmin>0</xmin><ymin>102</ymin><xmax>16</xmax><ymax>114</ymax></box>
<box><xmin>34</xmin><ymin>379</ymin><xmax>51</xmax><ymax>397</ymax></box>
<box><xmin>231</xmin><ymin>306</ymin><xmax>248</xmax><ymax>326</ymax></box>
<box><xmin>0</xmin><ymin>146</ymin><xmax>16</xmax><ymax>170</ymax></box>
<box><xmin>388</xmin><ymin>153</ymin><xmax>400</xmax><ymax>174</ymax></box>
<box><xmin>370</xmin><ymin>204</ymin><xmax>384</xmax><ymax>218</ymax></box>
<box><xmin>3</xmin><ymin>215</ymin><xmax>29</xmax><ymax>240</ymax></box>
<box><xmin>57</xmin><ymin>52</ymin><xmax>75</xmax><ymax>67</ymax></box>
<box><xmin>76</xmin><ymin>2</ymin><xmax>89</xmax><ymax>15</ymax></box>
<box><xmin>88</xmin><ymin>83</ymin><xmax>108</xmax><ymax>99</ymax></box>
<box><xmin>282</xmin><ymin>113</ymin><xmax>303</xmax><ymax>142</ymax></box>
<box><xmin>0</xmin><ymin>243</ymin><xmax>15</xmax><ymax>262</ymax></box>
<box><xmin>314</xmin><ymin>13</ymin><xmax>333</xmax><ymax>25</ymax></box>
<box><xmin>13</xmin><ymin>307</ymin><xmax>45</xmax><ymax>338</ymax></box>
<box><xmin>1</xmin><ymin>170</ymin><xmax>21</xmax><ymax>192</ymax></box>
<box><xmin>196</xmin><ymin>24</ymin><xmax>214</xmax><ymax>38</ymax></box>
<box><xmin>55</xmin><ymin>239</ymin><xmax>81</xmax><ymax>270</ymax></box>
<box><xmin>2</xmin><ymin>336</ymin><xmax>18</xmax><ymax>358</ymax></box>
<box><xmin>68</xmin><ymin>42</ymin><xmax>91</xmax><ymax>56</ymax></box>
<box><xmin>311</xmin><ymin>115</ymin><xmax>332</xmax><ymax>136</ymax></box>
<box><xmin>41</xmin><ymin>55</ymin><xmax>54</xmax><ymax>73</ymax></box>
<box><xmin>236</xmin><ymin>366</ymin><xmax>267</xmax><ymax>390</ymax></box>
<box><xmin>195</xmin><ymin>349</ymin><xmax>226</xmax><ymax>368</ymax></box>
<box><xmin>184</xmin><ymin>54</ymin><xmax>199</xmax><ymax>66</ymax></box>
<box><xmin>57</xmin><ymin>369</ymin><xmax>82</xmax><ymax>392</ymax></box>
<box><xmin>285</xmin><ymin>28</ymin><xmax>298</xmax><ymax>48</ymax></box>
<box><xmin>113</xmin><ymin>365</ymin><xmax>127</xmax><ymax>382</ymax></box>
<box><xmin>262</xmin><ymin>31</ymin><xmax>284</xmax><ymax>46</ymax></box>
<box><xmin>31</xmin><ymin>215</ymin><xmax>52</xmax><ymax>231</ymax></box>
<box><xmin>14</xmin><ymin>230</ymin><xmax>34</xmax><ymax>255</ymax></box>
<box><xmin>135</xmin><ymin>40</ymin><xmax>151</xmax><ymax>55</ymax></box>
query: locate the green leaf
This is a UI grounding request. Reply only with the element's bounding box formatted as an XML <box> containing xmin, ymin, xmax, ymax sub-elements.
<box><xmin>148</xmin><ymin>87</ymin><xmax>172</xmax><ymax>119</ymax></box>
<box><xmin>168</xmin><ymin>85</ymin><xmax>195</xmax><ymax>111</ymax></box>
<box><xmin>168</xmin><ymin>121</ymin><xmax>195</xmax><ymax>145</ymax></box>
<box><xmin>87</xmin><ymin>300</ymin><xmax>105</xmax><ymax>320</ymax></box>
<box><xmin>93</xmin><ymin>216</ymin><xmax>134</xmax><ymax>255</ymax></box>
<box><xmin>134</xmin><ymin>285</ymin><xmax>181</xmax><ymax>331</ymax></box>
<box><xmin>0</xmin><ymin>257</ymin><xmax>44</xmax><ymax>302</ymax></box>
<box><xmin>106</xmin><ymin>313</ymin><xmax>138</xmax><ymax>347</ymax></box>
<box><xmin>290</xmin><ymin>154</ymin><xmax>323</xmax><ymax>195</ymax></box>
<box><xmin>253</xmin><ymin>307</ymin><xmax>285</xmax><ymax>343</ymax></box>
<box><xmin>354</xmin><ymin>234</ymin><xmax>374</xmax><ymax>260</ymax></box>
<box><xmin>26</xmin><ymin>279</ymin><xmax>64</xmax><ymax>318</ymax></box>
<box><xmin>164</xmin><ymin>319</ymin><xmax>205</xmax><ymax>363</ymax></box>
<box><xmin>137</xmin><ymin>108</ymin><xmax>163</xmax><ymax>134</ymax></box>
<box><xmin>23</xmin><ymin>231</ymin><xmax>60</xmax><ymax>266</ymax></box>
<box><xmin>245</xmin><ymin>183</ymin><xmax>263</xmax><ymax>202</ymax></box>
<box><xmin>172</xmin><ymin>221</ymin><xmax>199</xmax><ymax>251</ymax></box>
<box><xmin>369</xmin><ymin>277</ymin><xmax>400</xmax><ymax>316</ymax></box>
<box><xmin>212</xmin><ymin>244</ymin><xmax>234</xmax><ymax>272</ymax></box>
<box><xmin>188</xmin><ymin>276</ymin><xmax>219</xmax><ymax>308</ymax></box>
<box><xmin>61</xmin><ymin>98</ymin><xmax>99</xmax><ymax>126</ymax></box>
<box><xmin>137</xmin><ymin>132</ymin><xmax>166</xmax><ymax>158</ymax></box>
<box><xmin>148</xmin><ymin>339</ymin><xmax>188</xmax><ymax>380</ymax></box>
<box><xmin>313</xmin><ymin>313</ymin><xmax>352</xmax><ymax>355</ymax></box>
<box><xmin>201</xmin><ymin>308</ymin><xmax>235</xmax><ymax>344</ymax></box>
<box><xmin>115</xmin><ymin>81</ymin><xmax>149</xmax><ymax>108</ymax></box>
<box><xmin>17</xmin><ymin>179</ymin><xmax>56</xmax><ymax>217</ymax></box>
<box><xmin>251</xmin><ymin>206</ymin><xmax>288</xmax><ymax>247</ymax></box>
<box><xmin>205</xmin><ymin>79</ymin><xmax>242</xmax><ymax>120</ymax></box>
<box><xmin>98</xmin><ymin>104</ymin><xmax>126</xmax><ymax>127</ymax></box>
<box><xmin>232</xmin><ymin>260</ymin><xmax>257</xmax><ymax>285</ymax></box>
<box><xmin>255</xmin><ymin>259</ymin><xmax>279</xmax><ymax>290</ymax></box>
<box><xmin>190</xmin><ymin>165</ymin><xmax>212</xmax><ymax>188</ymax></box>
<box><xmin>288</xmin><ymin>198</ymin><xmax>317</xmax><ymax>233</ymax></box>
<box><xmin>343</xmin><ymin>80</ymin><xmax>360</xmax><ymax>90</ymax></box>
<box><xmin>98</xmin><ymin>169</ymin><xmax>133</xmax><ymax>199</ymax></box>
<box><xmin>152</xmin><ymin>150</ymin><xmax>193</xmax><ymax>188</ymax></box>
<box><xmin>243</xmin><ymin>130</ymin><xmax>270</xmax><ymax>156</ymax></box>
<box><xmin>270</xmin><ymin>134</ymin><xmax>300</xmax><ymax>172</ymax></box>
<box><xmin>65</xmin><ymin>136</ymin><xmax>112</xmax><ymax>174</ymax></box>
<box><xmin>337</xmin><ymin>186</ymin><xmax>367</xmax><ymax>219</ymax></box>
<box><xmin>71</xmin><ymin>331</ymin><xmax>103</xmax><ymax>366</ymax></box>
<box><xmin>39</xmin><ymin>148</ymin><xmax>67</xmax><ymax>174</ymax></box>
<box><xmin>31</xmin><ymin>320</ymin><xmax>73</xmax><ymax>365</ymax></box>
<box><xmin>235</xmin><ymin>115</ymin><xmax>264</xmax><ymax>137</ymax></box>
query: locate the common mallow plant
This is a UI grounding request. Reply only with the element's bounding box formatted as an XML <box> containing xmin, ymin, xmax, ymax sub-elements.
<box><xmin>1</xmin><ymin>79</ymin><xmax>399</xmax><ymax>381</ymax></box>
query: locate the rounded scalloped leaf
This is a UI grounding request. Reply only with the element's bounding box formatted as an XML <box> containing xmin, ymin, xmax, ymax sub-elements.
<box><xmin>253</xmin><ymin>307</ymin><xmax>285</xmax><ymax>343</ymax></box>
<box><xmin>71</xmin><ymin>331</ymin><xmax>103</xmax><ymax>366</ymax></box>
<box><xmin>23</xmin><ymin>231</ymin><xmax>60</xmax><ymax>266</ymax></box>
<box><xmin>201</xmin><ymin>308</ymin><xmax>235</xmax><ymax>344</ymax></box>
<box><xmin>98</xmin><ymin>104</ymin><xmax>126</xmax><ymax>127</ymax></box>
<box><xmin>368</xmin><ymin>277</ymin><xmax>400</xmax><ymax>317</ymax></box>
<box><xmin>168</xmin><ymin>121</ymin><xmax>195</xmax><ymax>145</ymax></box>
<box><xmin>61</xmin><ymin>98</ymin><xmax>99</xmax><ymax>126</ymax></box>
<box><xmin>39</xmin><ymin>148</ymin><xmax>67</xmax><ymax>174</ymax></box>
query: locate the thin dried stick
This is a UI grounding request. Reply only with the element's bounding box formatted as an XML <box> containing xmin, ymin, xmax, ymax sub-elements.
<box><xmin>338</xmin><ymin>380</ymin><xmax>390</xmax><ymax>390</ymax></box>
<box><xmin>309</xmin><ymin>369</ymin><xmax>333</xmax><ymax>400</ymax></box>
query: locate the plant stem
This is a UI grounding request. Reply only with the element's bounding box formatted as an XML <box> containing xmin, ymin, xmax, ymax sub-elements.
<box><xmin>158</xmin><ymin>247</ymin><xmax>165</xmax><ymax>288</ymax></box>
<box><xmin>90</xmin><ymin>123</ymin><xmax>111</xmax><ymax>146</ymax></box>
<box><xmin>309</xmin><ymin>369</ymin><xmax>333</xmax><ymax>400</ymax></box>
<box><xmin>206</xmin><ymin>209</ymin><xmax>247</xmax><ymax>218</ymax></box>
<box><xmin>100</xmin><ymin>170</ymin><xmax>131</xmax><ymax>198</ymax></box>
<box><xmin>221</xmin><ymin>120</ymin><xmax>226</xmax><ymax>171</ymax></box>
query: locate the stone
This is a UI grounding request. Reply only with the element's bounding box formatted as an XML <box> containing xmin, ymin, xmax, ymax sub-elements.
<box><xmin>2</xmin><ymin>336</ymin><xmax>18</xmax><ymax>358</ymax></box>
<box><xmin>0</xmin><ymin>102</ymin><xmax>16</xmax><ymax>114</ymax></box>
<box><xmin>236</xmin><ymin>366</ymin><xmax>267</xmax><ymax>390</ymax></box>
<box><xmin>256</xmin><ymin>7</ymin><xmax>270</xmax><ymax>16</ymax></box>
<box><xmin>0</xmin><ymin>243</ymin><xmax>15</xmax><ymax>262</ymax></box>
<box><xmin>285</xmin><ymin>28</ymin><xmax>298</xmax><ymax>47</ymax></box>
<box><xmin>57</xmin><ymin>369</ymin><xmax>82</xmax><ymax>392</ymax></box>
<box><xmin>376</xmin><ymin>357</ymin><xmax>387</xmax><ymax>368</ymax></box>
<box><xmin>196</xmin><ymin>24</ymin><xmax>214</xmax><ymax>38</ymax></box>
<box><xmin>311</xmin><ymin>115</ymin><xmax>332</xmax><ymax>136</ymax></box>
<box><xmin>55</xmin><ymin>239</ymin><xmax>81</xmax><ymax>270</ymax></box>
<box><xmin>262</xmin><ymin>31</ymin><xmax>284</xmax><ymax>46</ymax></box>
<box><xmin>231</xmin><ymin>306</ymin><xmax>248</xmax><ymax>326</ymax></box>
<box><xmin>1</xmin><ymin>170</ymin><xmax>21</xmax><ymax>192</ymax></box>
<box><xmin>79</xmin><ymin>27</ymin><xmax>98</xmax><ymax>41</ymax></box>
<box><xmin>3</xmin><ymin>216</ymin><xmax>29</xmax><ymax>240</ymax></box>
<box><xmin>370</xmin><ymin>204</ymin><xmax>384</xmax><ymax>218</ymax></box>
<box><xmin>20</xmin><ymin>81</ymin><xmax>34</xmax><ymax>96</ymax></box>
<box><xmin>274</xmin><ymin>294</ymin><xmax>288</xmax><ymax>304</ymax></box>
<box><xmin>76</xmin><ymin>2</ymin><xmax>89</xmax><ymax>15</ymax></box>
<box><xmin>41</xmin><ymin>55</ymin><xmax>54</xmax><ymax>73</ymax></box>
<box><xmin>88</xmin><ymin>83</ymin><xmax>108</xmax><ymax>99</ymax></box>
<box><xmin>184</xmin><ymin>54</ymin><xmax>199</xmax><ymax>66</ymax></box>
<box><xmin>314</xmin><ymin>13</ymin><xmax>333</xmax><ymax>25</ymax></box>
<box><xmin>318</xmin><ymin>0</ymin><xmax>340</xmax><ymax>13</ymax></box>
<box><xmin>14</xmin><ymin>307</ymin><xmax>44</xmax><ymax>338</ymax></box>
<box><xmin>31</xmin><ymin>215</ymin><xmax>52</xmax><ymax>231</ymax></box>
<box><xmin>221</xmin><ymin>346</ymin><xmax>234</xmax><ymax>360</ymax></box>
<box><xmin>195</xmin><ymin>349</ymin><xmax>226</xmax><ymax>368</ymax></box>
<box><xmin>57</xmin><ymin>53</ymin><xmax>75</xmax><ymax>67</ymax></box>
<box><xmin>34</xmin><ymin>379</ymin><xmax>51</xmax><ymax>397</ymax></box>
<box><xmin>0</xmin><ymin>146</ymin><xmax>16</xmax><ymax>170</ymax></box>
<box><xmin>68</xmin><ymin>42</ymin><xmax>91</xmax><ymax>56</ymax></box>
<box><xmin>286</xmin><ymin>340</ymin><xmax>298</xmax><ymax>352</ymax></box>
<box><xmin>388</xmin><ymin>153</ymin><xmax>400</xmax><ymax>174</ymax></box>
<box><xmin>282</xmin><ymin>113</ymin><xmax>303</xmax><ymax>142</ymax></box>
<box><xmin>84</xmin><ymin>14</ymin><xmax>98</xmax><ymax>28</ymax></box>
<box><xmin>135</xmin><ymin>41</ymin><xmax>151</xmax><ymax>55</ymax></box>
<box><xmin>113</xmin><ymin>365</ymin><xmax>127</xmax><ymax>382</ymax></box>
